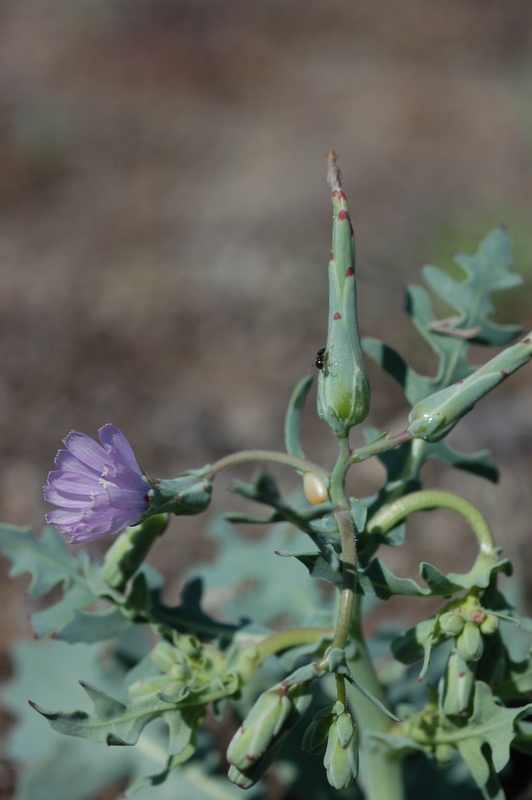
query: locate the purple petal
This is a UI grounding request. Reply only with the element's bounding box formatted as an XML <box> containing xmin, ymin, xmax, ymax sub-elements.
<box><xmin>44</xmin><ymin>485</ymin><xmax>93</xmax><ymax>508</ymax></box>
<box><xmin>55</xmin><ymin>449</ymin><xmax>102</xmax><ymax>478</ymax></box>
<box><xmin>98</xmin><ymin>424</ymin><xmax>143</xmax><ymax>475</ymax></box>
<box><xmin>63</xmin><ymin>431</ymin><xmax>114</xmax><ymax>473</ymax></box>
<box><xmin>46</xmin><ymin>508</ymin><xmax>85</xmax><ymax>527</ymax></box>
<box><xmin>46</xmin><ymin>469</ymin><xmax>102</xmax><ymax>494</ymax></box>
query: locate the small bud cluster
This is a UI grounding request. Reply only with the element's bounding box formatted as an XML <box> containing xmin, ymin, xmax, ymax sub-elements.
<box><xmin>302</xmin><ymin>702</ymin><xmax>359</xmax><ymax>789</ymax></box>
<box><xmin>439</xmin><ymin>600</ymin><xmax>499</xmax><ymax>663</ymax></box>
<box><xmin>129</xmin><ymin>634</ymin><xmax>244</xmax><ymax>707</ymax></box>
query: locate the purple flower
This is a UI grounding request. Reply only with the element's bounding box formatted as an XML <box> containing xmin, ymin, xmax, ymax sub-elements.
<box><xmin>44</xmin><ymin>424</ymin><xmax>150</xmax><ymax>544</ymax></box>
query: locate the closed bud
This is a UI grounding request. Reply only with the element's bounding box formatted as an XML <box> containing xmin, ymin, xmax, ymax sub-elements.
<box><xmin>323</xmin><ymin>710</ymin><xmax>359</xmax><ymax>789</ymax></box>
<box><xmin>227</xmin><ymin>684</ymin><xmax>311</xmax><ymax>788</ymax></box>
<box><xmin>227</xmin><ymin>764</ymin><xmax>254</xmax><ymax>790</ymax></box>
<box><xmin>148</xmin><ymin>470</ymin><xmax>213</xmax><ymax>517</ymax></box>
<box><xmin>440</xmin><ymin>651</ymin><xmax>475</xmax><ymax>717</ymax></box>
<box><xmin>302</xmin><ymin>706</ymin><xmax>333</xmax><ymax>755</ymax></box>
<box><xmin>456</xmin><ymin>620</ymin><xmax>484</xmax><ymax>662</ymax></box>
<box><xmin>439</xmin><ymin>612</ymin><xmax>465</xmax><ymax>637</ymax></box>
<box><xmin>226</xmin><ymin>689</ymin><xmax>295</xmax><ymax>771</ymax></box>
<box><xmin>434</xmin><ymin>743</ymin><xmax>454</xmax><ymax>764</ymax></box>
<box><xmin>408</xmin><ymin>334</ymin><xmax>532</xmax><ymax>442</ymax></box>
<box><xmin>480</xmin><ymin>613</ymin><xmax>500</xmax><ymax>636</ymax></box>
<box><xmin>151</xmin><ymin>640</ymin><xmax>180</xmax><ymax>672</ymax></box>
<box><xmin>317</xmin><ymin>153</ymin><xmax>370</xmax><ymax>439</ymax></box>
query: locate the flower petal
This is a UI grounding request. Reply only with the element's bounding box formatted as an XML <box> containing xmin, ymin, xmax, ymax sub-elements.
<box><xmin>44</xmin><ymin>425</ymin><xmax>150</xmax><ymax>543</ymax></box>
<box><xmin>46</xmin><ymin>469</ymin><xmax>102</xmax><ymax>494</ymax></box>
<box><xmin>44</xmin><ymin>485</ymin><xmax>93</xmax><ymax>508</ymax></box>
<box><xmin>63</xmin><ymin>431</ymin><xmax>114</xmax><ymax>472</ymax></box>
<box><xmin>98</xmin><ymin>424</ymin><xmax>143</xmax><ymax>475</ymax></box>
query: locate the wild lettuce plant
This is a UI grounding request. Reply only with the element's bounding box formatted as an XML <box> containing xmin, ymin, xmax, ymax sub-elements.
<box><xmin>3</xmin><ymin>152</ymin><xmax>532</xmax><ymax>800</ymax></box>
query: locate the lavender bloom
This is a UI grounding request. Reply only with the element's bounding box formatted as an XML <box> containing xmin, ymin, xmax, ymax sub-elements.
<box><xmin>44</xmin><ymin>424</ymin><xmax>150</xmax><ymax>544</ymax></box>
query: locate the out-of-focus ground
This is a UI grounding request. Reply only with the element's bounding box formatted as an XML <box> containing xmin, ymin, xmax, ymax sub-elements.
<box><xmin>1</xmin><ymin>0</ymin><xmax>532</xmax><ymax>796</ymax></box>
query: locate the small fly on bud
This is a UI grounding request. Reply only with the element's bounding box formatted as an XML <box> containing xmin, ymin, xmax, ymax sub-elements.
<box><xmin>315</xmin><ymin>347</ymin><xmax>326</xmax><ymax>370</ymax></box>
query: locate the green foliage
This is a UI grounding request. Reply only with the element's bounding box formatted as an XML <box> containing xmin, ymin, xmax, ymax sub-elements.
<box><xmin>2</xmin><ymin>195</ymin><xmax>532</xmax><ymax>800</ymax></box>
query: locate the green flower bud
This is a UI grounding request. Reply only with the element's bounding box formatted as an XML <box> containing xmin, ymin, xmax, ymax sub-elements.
<box><xmin>102</xmin><ymin>514</ymin><xmax>169</xmax><ymax>590</ymax></box>
<box><xmin>439</xmin><ymin>611</ymin><xmax>465</xmax><ymax>637</ymax></box>
<box><xmin>323</xmin><ymin>710</ymin><xmax>359</xmax><ymax>789</ymax></box>
<box><xmin>151</xmin><ymin>640</ymin><xmax>180</xmax><ymax>672</ymax></box>
<box><xmin>148</xmin><ymin>469</ymin><xmax>213</xmax><ymax>516</ymax></box>
<box><xmin>479</xmin><ymin>613</ymin><xmax>500</xmax><ymax>635</ymax></box>
<box><xmin>302</xmin><ymin>706</ymin><xmax>333</xmax><ymax>755</ymax></box>
<box><xmin>456</xmin><ymin>620</ymin><xmax>484</xmax><ymax>662</ymax></box>
<box><xmin>440</xmin><ymin>651</ymin><xmax>475</xmax><ymax>717</ymax></box>
<box><xmin>408</xmin><ymin>333</ymin><xmax>532</xmax><ymax>442</ymax></box>
<box><xmin>227</xmin><ymin>685</ymin><xmax>312</xmax><ymax>788</ymax></box>
<box><xmin>227</xmin><ymin>764</ymin><xmax>255</xmax><ymax>790</ymax></box>
<box><xmin>434</xmin><ymin>743</ymin><xmax>455</xmax><ymax>764</ymax></box>
<box><xmin>226</xmin><ymin>689</ymin><xmax>295</xmax><ymax>771</ymax></box>
<box><xmin>317</xmin><ymin>153</ymin><xmax>370</xmax><ymax>439</ymax></box>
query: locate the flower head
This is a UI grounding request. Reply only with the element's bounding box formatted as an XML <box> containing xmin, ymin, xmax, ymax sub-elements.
<box><xmin>44</xmin><ymin>424</ymin><xmax>150</xmax><ymax>544</ymax></box>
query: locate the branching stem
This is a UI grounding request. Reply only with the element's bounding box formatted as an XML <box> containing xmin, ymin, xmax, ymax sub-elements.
<box><xmin>208</xmin><ymin>450</ymin><xmax>329</xmax><ymax>482</ymax></box>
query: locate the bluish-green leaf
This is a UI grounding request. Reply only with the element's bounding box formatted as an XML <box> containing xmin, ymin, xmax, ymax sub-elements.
<box><xmin>423</xmin><ymin>227</ymin><xmax>522</xmax><ymax>347</ymax></box>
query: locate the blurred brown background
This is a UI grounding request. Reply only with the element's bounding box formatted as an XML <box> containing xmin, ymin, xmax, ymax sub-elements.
<box><xmin>1</xmin><ymin>0</ymin><xmax>532</xmax><ymax>794</ymax></box>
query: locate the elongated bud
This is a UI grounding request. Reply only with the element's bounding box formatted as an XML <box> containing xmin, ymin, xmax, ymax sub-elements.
<box><xmin>317</xmin><ymin>152</ymin><xmax>370</xmax><ymax>439</ymax></box>
<box><xmin>102</xmin><ymin>513</ymin><xmax>169</xmax><ymax>590</ymax></box>
<box><xmin>148</xmin><ymin>468</ymin><xmax>212</xmax><ymax>516</ymax></box>
<box><xmin>302</xmin><ymin>706</ymin><xmax>334</xmax><ymax>755</ymax></box>
<box><xmin>440</xmin><ymin>651</ymin><xmax>475</xmax><ymax>717</ymax></box>
<box><xmin>227</xmin><ymin>685</ymin><xmax>310</xmax><ymax>772</ymax></box>
<box><xmin>323</xmin><ymin>709</ymin><xmax>359</xmax><ymax>789</ymax></box>
<box><xmin>456</xmin><ymin>620</ymin><xmax>484</xmax><ymax>662</ymax></box>
<box><xmin>408</xmin><ymin>333</ymin><xmax>532</xmax><ymax>442</ymax></box>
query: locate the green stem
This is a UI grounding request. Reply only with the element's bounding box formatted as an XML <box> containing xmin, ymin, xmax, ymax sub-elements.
<box><xmin>208</xmin><ymin>450</ymin><xmax>329</xmax><ymax>482</ymax></box>
<box><xmin>347</xmin><ymin>596</ymin><xmax>406</xmax><ymax>800</ymax></box>
<box><xmin>254</xmin><ymin>627</ymin><xmax>333</xmax><ymax>665</ymax></box>
<box><xmin>330</xmin><ymin>508</ymin><xmax>357</xmax><ymax>652</ymax></box>
<box><xmin>328</xmin><ymin>436</ymin><xmax>352</xmax><ymax>505</ymax></box>
<box><xmin>367</xmin><ymin>489</ymin><xmax>497</xmax><ymax>556</ymax></box>
<box><xmin>351</xmin><ymin>429</ymin><xmax>413</xmax><ymax>464</ymax></box>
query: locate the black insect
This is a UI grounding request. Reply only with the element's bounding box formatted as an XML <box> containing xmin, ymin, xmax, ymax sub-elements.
<box><xmin>315</xmin><ymin>347</ymin><xmax>326</xmax><ymax>370</ymax></box>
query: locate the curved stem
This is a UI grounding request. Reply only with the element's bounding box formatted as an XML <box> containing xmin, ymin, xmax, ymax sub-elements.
<box><xmin>367</xmin><ymin>489</ymin><xmax>496</xmax><ymax>556</ymax></box>
<box><xmin>328</xmin><ymin>436</ymin><xmax>352</xmax><ymax>506</ymax></box>
<box><xmin>208</xmin><ymin>450</ymin><xmax>329</xmax><ymax>481</ymax></box>
<box><xmin>254</xmin><ymin>626</ymin><xmax>333</xmax><ymax>665</ymax></box>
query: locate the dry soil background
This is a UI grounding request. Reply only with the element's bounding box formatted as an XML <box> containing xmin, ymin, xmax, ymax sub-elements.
<box><xmin>1</xmin><ymin>1</ymin><xmax>532</xmax><ymax>797</ymax></box>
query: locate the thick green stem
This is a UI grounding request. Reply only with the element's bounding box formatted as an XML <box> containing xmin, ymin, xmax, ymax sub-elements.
<box><xmin>330</xmin><ymin>508</ymin><xmax>357</xmax><ymax>652</ymax></box>
<box><xmin>325</xmin><ymin>438</ymin><xmax>405</xmax><ymax>798</ymax></box>
<box><xmin>208</xmin><ymin>450</ymin><xmax>329</xmax><ymax>482</ymax></box>
<box><xmin>367</xmin><ymin>489</ymin><xmax>497</xmax><ymax>557</ymax></box>
<box><xmin>347</xmin><ymin>596</ymin><xmax>406</xmax><ymax>800</ymax></box>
